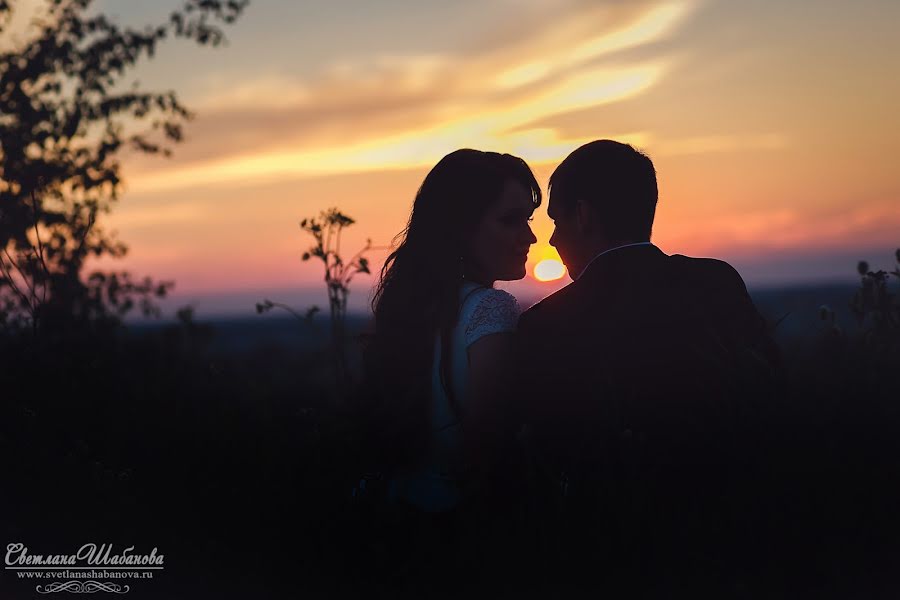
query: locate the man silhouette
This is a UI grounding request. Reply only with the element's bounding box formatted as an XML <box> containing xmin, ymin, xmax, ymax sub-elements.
<box><xmin>516</xmin><ymin>140</ymin><xmax>779</xmax><ymax>596</ymax></box>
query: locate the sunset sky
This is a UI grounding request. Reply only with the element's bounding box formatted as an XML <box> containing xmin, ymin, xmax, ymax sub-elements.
<box><xmin>8</xmin><ymin>0</ymin><xmax>899</xmax><ymax>317</ymax></box>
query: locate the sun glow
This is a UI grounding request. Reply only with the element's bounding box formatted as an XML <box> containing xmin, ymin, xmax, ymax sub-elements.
<box><xmin>534</xmin><ymin>259</ymin><xmax>566</xmax><ymax>282</ymax></box>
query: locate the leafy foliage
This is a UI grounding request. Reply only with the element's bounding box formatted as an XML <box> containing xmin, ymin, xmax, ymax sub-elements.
<box><xmin>1</xmin><ymin>248</ymin><xmax>899</xmax><ymax>595</ymax></box>
<box><xmin>255</xmin><ymin>299</ymin><xmax>320</xmax><ymax>325</ymax></box>
<box><xmin>818</xmin><ymin>248</ymin><xmax>900</xmax><ymax>364</ymax></box>
<box><xmin>300</xmin><ymin>208</ymin><xmax>372</xmax><ymax>386</ymax></box>
<box><xmin>258</xmin><ymin>208</ymin><xmax>374</xmax><ymax>390</ymax></box>
<box><xmin>0</xmin><ymin>0</ymin><xmax>247</xmax><ymax>333</ymax></box>
<box><xmin>850</xmin><ymin>251</ymin><xmax>900</xmax><ymax>344</ymax></box>
<box><xmin>299</xmin><ymin>208</ymin><xmax>372</xmax><ymax>293</ymax></box>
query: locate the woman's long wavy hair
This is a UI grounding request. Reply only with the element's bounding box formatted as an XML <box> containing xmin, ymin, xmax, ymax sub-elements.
<box><xmin>363</xmin><ymin>149</ymin><xmax>541</xmax><ymax>466</ymax></box>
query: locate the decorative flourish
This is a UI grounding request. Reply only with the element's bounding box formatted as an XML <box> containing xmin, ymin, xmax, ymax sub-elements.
<box><xmin>36</xmin><ymin>580</ymin><xmax>130</xmax><ymax>594</ymax></box>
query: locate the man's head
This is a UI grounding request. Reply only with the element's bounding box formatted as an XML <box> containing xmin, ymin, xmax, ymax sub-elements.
<box><xmin>548</xmin><ymin>140</ymin><xmax>658</xmax><ymax>278</ymax></box>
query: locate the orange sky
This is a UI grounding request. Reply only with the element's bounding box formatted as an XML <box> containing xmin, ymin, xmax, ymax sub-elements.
<box><xmin>11</xmin><ymin>0</ymin><xmax>897</xmax><ymax>317</ymax></box>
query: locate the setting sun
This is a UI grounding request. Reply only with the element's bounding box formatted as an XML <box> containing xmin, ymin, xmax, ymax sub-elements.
<box><xmin>534</xmin><ymin>259</ymin><xmax>567</xmax><ymax>282</ymax></box>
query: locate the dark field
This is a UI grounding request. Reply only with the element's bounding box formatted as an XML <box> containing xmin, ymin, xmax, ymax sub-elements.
<box><xmin>1</xmin><ymin>282</ymin><xmax>898</xmax><ymax>599</ymax></box>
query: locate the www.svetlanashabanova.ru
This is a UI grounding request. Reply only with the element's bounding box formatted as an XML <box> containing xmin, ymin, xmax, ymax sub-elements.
<box><xmin>5</xmin><ymin>543</ymin><xmax>165</xmax><ymax>567</ymax></box>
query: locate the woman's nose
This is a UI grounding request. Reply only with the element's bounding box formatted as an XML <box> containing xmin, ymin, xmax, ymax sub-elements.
<box><xmin>526</xmin><ymin>224</ymin><xmax>537</xmax><ymax>245</ymax></box>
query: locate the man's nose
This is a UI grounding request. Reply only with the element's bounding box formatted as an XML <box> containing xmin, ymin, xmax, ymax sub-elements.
<box><xmin>549</xmin><ymin>226</ymin><xmax>558</xmax><ymax>248</ymax></box>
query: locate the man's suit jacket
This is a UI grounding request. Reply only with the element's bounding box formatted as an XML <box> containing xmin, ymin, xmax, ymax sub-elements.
<box><xmin>515</xmin><ymin>244</ymin><xmax>779</xmax><ymax>585</ymax></box>
<box><xmin>518</xmin><ymin>243</ymin><xmax>777</xmax><ymax>454</ymax></box>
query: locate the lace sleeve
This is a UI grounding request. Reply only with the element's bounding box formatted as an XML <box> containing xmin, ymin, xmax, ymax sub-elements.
<box><xmin>464</xmin><ymin>289</ymin><xmax>520</xmax><ymax>347</ymax></box>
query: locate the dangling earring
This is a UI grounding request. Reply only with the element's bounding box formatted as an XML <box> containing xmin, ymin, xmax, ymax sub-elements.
<box><xmin>459</xmin><ymin>255</ymin><xmax>465</xmax><ymax>280</ymax></box>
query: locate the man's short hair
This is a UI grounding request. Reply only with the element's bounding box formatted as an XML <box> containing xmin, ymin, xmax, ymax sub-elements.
<box><xmin>549</xmin><ymin>140</ymin><xmax>658</xmax><ymax>241</ymax></box>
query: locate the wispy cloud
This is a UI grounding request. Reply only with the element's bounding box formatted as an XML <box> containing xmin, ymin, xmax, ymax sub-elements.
<box><xmin>110</xmin><ymin>202</ymin><xmax>207</xmax><ymax>229</ymax></box>
<box><xmin>652</xmin><ymin>133</ymin><xmax>788</xmax><ymax>156</ymax></box>
<box><xmin>659</xmin><ymin>200</ymin><xmax>900</xmax><ymax>258</ymax></box>
<box><xmin>128</xmin><ymin>0</ymin><xmax>696</xmax><ymax>193</ymax></box>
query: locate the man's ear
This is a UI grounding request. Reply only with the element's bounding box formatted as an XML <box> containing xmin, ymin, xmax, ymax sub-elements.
<box><xmin>574</xmin><ymin>198</ymin><xmax>593</xmax><ymax>234</ymax></box>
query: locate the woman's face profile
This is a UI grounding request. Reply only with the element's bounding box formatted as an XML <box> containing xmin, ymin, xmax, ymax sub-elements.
<box><xmin>465</xmin><ymin>179</ymin><xmax>537</xmax><ymax>284</ymax></box>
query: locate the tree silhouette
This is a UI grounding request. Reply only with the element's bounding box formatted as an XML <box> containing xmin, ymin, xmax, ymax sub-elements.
<box><xmin>0</xmin><ymin>0</ymin><xmax>248</xmax><ymax>333</ymax></box>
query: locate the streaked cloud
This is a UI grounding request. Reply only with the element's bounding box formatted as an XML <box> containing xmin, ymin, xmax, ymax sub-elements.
<box><xmin>653</xmin><ymin>133</ymin><xmax>788</xmax><ymax>156</ymax></box>
<box><xmin>660</xmin><ymin>200</ymin><xmax>900</xmax><ymax>258</ymax></box>
<box><xmin>128</xmin><ymin>1</ymin><xmax>695</xmax><ymax>193</ymax></box>
<box><xmin>110</xmin><ymin>202</ymin><xmax>207</xmax><ymax>229</ymax></box>
<box><xmin>72</xmin><ymin>0</ymin><xmax>900</xmax><ymax>301</ymax></box>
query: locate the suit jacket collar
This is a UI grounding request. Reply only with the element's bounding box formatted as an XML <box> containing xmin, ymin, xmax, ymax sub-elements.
<box><xmin>574</xmin><ymin>242</ymin><xmax>656</xmax><ymax>280</ymax></box>
<box><xmin>575</xmin><ymin>243</ymin><xmax>666</xmax><ymax>288</ymax></box>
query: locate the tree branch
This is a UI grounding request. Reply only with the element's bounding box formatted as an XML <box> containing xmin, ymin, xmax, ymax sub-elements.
<box><xmin>0</xmin><ymin>249</ymin><xmax>35</xmax><ymax>314</ymax></box>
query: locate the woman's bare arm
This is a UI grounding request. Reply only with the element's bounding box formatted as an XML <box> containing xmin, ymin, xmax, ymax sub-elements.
<box><xmin>464</xmin><ymin>331</ymin><xmax>518</xmax><ymax>481</ymax></box>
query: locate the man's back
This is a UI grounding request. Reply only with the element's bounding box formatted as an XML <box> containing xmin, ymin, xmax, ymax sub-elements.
<box><xmin>516</xmin><ymin>243</ymin><xmax>778</xmax><ymax>593</ymax></box>
<box><xmin>520</xmin><ymin>244</ymin><xmax>773</xmax><ymax>427</ymax></box>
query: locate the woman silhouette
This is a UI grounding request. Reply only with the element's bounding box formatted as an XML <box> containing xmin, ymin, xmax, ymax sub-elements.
<box><xmin>364</xmin><ymin>149</ymin><xmax>540</xmax><ymax>515</ymax></box>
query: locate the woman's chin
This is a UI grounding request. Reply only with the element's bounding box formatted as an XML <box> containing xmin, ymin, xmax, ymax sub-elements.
<box><xmin>497</xmin><ymin>266</ymin><xmax>527</xmax><ymax>281</ymax></box>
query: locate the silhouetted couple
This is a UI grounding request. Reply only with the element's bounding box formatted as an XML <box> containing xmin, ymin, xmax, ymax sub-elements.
<box><xmin>363</xmin><ymin>140</ymin><xmax>780</xmax><ymax>597</ymax></box>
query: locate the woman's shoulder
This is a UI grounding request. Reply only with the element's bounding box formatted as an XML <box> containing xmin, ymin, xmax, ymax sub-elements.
<box><xmin>459</xmin><ymin>285</ymin><xmax>520</xmax><ymax>347</ymax></box>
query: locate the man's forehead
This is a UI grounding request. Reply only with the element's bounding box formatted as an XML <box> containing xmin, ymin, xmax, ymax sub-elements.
<box><xmin>547</xmin><ymin>190</ymin><xmax>564</xmax><ymax>218</ymax></box>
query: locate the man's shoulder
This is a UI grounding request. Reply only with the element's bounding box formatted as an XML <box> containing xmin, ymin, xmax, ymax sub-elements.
<box><xmin>518</xmin><ymin>281</ymin><xmax>579</xmax><ymax>331</ymax></box>
<box><xmin>668</xmin><ymin>254</ymin><xmax>749</xmax><ymax>292</ymax></box>
<box><xmin>666</xmin><ymin>254</ymin><xmax>764</xmax><ymax>328</ymax></box>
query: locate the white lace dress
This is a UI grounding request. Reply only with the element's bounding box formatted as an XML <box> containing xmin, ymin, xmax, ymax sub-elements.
<box><xmin>387</xmin><ymin>281</ymin><xmax>520</xmax><ymax>512</ymax></box>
